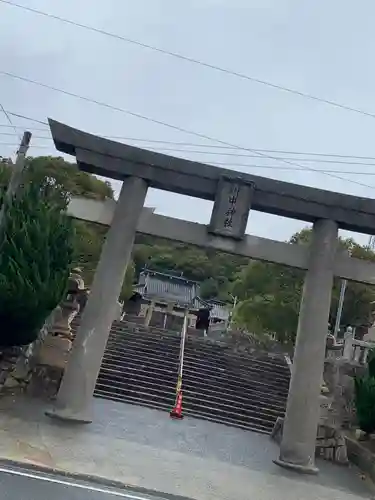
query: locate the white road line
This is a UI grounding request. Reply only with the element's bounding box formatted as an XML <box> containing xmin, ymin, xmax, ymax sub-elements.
<box><xmin>0</xmin><ymin>466</ymin><xmax>153</xmax><ymax>499</ymax></box>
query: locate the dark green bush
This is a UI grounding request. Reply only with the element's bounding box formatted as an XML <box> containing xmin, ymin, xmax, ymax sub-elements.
<box><xmin>0</xmin><ymin>180</ymin><xmax>74</xmax><ymax>346</ymax></box>
<box><xmin>367</xmin><ymin>348</ymin><xmax>375</xmax><ymax>378</ymax></box>
<box><xmin>354</xmin><ymin>375</ymin><xmax>375</xmax><ymax>434</ymax></box>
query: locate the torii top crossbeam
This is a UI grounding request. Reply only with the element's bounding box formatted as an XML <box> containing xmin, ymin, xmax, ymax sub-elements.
<box><xmin>49</xmin><ymin>119</ymin><xmax>375</xmax><ymax>235</ymax></box>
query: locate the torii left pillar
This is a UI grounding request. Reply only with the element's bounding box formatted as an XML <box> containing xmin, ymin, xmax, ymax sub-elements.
<box><xmin>46</xmin><ymin>176</ymin><xmax>148</xmax><ymax>422</ymax></box>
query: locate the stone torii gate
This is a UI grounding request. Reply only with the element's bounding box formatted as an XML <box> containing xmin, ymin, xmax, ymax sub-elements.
<box><xmin>46</xmin><ymin>119</ymin><xmax>375</xmax><ymax>475</ymax></box>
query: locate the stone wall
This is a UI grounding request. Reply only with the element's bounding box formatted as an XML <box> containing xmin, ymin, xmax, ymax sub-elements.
<box><xmin>0</xmin><ymin>305</ymin><xmax>74</xmax><ymax>400</ymax></box>
<box><xmin>0</xmin><ymin>311</ymin><xmax>56</xmax><ymax>396</ymax></box>
<box><xmin>323</xmin><ymin>358</ymin><xmax>366</xmax><ymax>430</ymax></box>
<box><xmin>271</xmin><ymin>416</ymin><xmax>349</xmax><ymax>465</ymax></box>
<box><xmin>27</xmin><ymin>334</ymin><xmax>71</xmax><ymax>400</ymax></box>
<box><xmin>271</xmin><ymin>353</ymin><xmax>366</xmax><ymax>465</ymax></box>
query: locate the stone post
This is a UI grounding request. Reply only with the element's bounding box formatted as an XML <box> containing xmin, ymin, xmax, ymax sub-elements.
<box><xmin>144</xmin><ymin>300</ymin><xmax>155</xmax><ymax>327</ymax></box>
<box><xmin>343</xmin><ymin>327</ymin><xmax>354</xmax><ymax>361</ymax></box>
<box><xmin>274</xmin><ymin>219</ymin><xmax>338</xmax><ymax>474</ymax></box>
<box><xmin>46</xmin><ymin>177</ymin><xmax>148</xmax><ymax>422</ymax></box>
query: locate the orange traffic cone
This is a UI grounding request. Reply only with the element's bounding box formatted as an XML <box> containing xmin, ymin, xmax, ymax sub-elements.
<box><xmin>170</xmin><ymin>390</ymin><xmax>184</xmax><ymax>419</ymax></box>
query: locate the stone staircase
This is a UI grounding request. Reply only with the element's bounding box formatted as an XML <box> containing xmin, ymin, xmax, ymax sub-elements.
<box><xmin>71</xmin><ymin>319</ymin><xmax>290</xmax><ymax>434</ymax></box>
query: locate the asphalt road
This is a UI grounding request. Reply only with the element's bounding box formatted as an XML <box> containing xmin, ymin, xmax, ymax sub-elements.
<box><xmin>0</xmin><ymin>466</ymin><xmax>169</xmax><ymax>500</ymax></box>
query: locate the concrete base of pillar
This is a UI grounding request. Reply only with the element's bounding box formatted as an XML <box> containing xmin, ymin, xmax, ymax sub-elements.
<box><xmin>273</xmin><ymin>458</ymin><xmax>319</xmax><ymax>475</ymax></box>
<box><xmin>45</xmin><ymin>406</ymin><xmax>92</xmax><ymax>424</ymax></box>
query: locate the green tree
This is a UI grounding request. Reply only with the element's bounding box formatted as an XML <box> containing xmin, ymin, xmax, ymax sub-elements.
<box><xmin>0</xmin><ymin>156</ymin><xmax>252</xmax><ymax>307</ymax></box>
<box><xmin>200</xmin><ymin>277</ymin><xmax>220</xmax><ymax>299</ymax></box>
<box><xmin>24</xmin><ymin>156</ymin><xmax>113</xmax><ymax>205</ymax></box>
<box><xmin>233</xmin><ymin>262</ymin><xmax>302</xmax><ymax>343</ymax></box>
<box><xmin>233</xmin><ymin>228</ymin><xmax>375</xmax><ymax>343</ymax></box>
<box><xmin>0</xmin><ymin>171</ymin><xmax>75</xmax><ymax>346</ymax></box>
<box><xmin>0</xmin><ymin>156</ymin><xmax>134</xmax><ymax>305</ymax></box>
<box><xmin>132</xmin><ymin>236</ymin><xmax>247</xmax><ymax>301</ymax></box>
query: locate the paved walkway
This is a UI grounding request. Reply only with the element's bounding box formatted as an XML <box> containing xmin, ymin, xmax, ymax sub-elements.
<box><xmin>0</xmin><ymin>396</ymin><xmax>372</xmax><ymax>500</ymax></box>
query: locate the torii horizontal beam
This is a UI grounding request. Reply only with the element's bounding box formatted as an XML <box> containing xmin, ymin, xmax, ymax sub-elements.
<box><xmin>50</xmin><ymin>119</ymin><xmax>375</xmax><ymax>234</ymax></box>
<box><xmin>68</xmin><ymin>197</ymin><xmax>375</xmax><ymax>286</ymax></box>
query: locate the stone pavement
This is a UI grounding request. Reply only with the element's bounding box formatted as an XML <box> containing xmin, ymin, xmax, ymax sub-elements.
<box><xmin>0</xmin><ymin>396</ymin><xmax>372</xmax><ymax>500</ymax></box>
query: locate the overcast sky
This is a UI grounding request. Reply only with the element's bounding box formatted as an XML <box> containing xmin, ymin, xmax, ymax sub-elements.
<box><xmin>1</xmin><ymin>0</ymin><xmax>375</xmax><ymax>244</ymax></box>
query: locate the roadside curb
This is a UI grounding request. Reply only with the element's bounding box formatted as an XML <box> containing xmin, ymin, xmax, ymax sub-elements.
<box><xmin>0</xmin><ymin>458</ymin><xmax>197</xmax><ymax>500</ymax></box>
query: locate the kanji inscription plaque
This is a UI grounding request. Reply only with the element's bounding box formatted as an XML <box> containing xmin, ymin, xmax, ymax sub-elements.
<box><xmin>208</xmin><ymin>177</ymin><xmax>255</xmax><ymax>239</ymax></box>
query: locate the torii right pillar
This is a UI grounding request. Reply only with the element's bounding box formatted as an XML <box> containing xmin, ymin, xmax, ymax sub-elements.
<box><xmin>275</xmin><ymin>218</ymin><xmax>338</xmax><ymax>474</ymax></box>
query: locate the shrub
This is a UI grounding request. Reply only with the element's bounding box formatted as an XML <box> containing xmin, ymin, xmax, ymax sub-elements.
<box><xmin>0</xmin><ymin>180</ymin><xmax>74</xmax><ymax>346</ymax></box>
<box><xmin>367</xmin><ymin>348</ymin><xmax>375</xmax><ymax>378</ymax></box>
<box><xmin>354</xmin><ymin>375</ymin><xmax>375</xmax><ymax>434</ymax></box>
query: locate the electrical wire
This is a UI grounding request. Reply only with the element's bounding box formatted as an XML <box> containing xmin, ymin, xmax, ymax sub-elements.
<box><xmin>2</xmin><ymin>140</ymin><xmax>375</xmax><ymax>179</ymax></box>
<box><xmin>0</xmin><ymin>103</ymin><xmax>19</xmax><ymax>138</ymax></box>
<box><xmin>0</xmin><ymin>103</ymin><xmax>22</xmax><ymax>158</ymax></box>
<box><xmin>2</xmin><ymin>0</ymin><xmax>375</xmax><ymax>121</ymax></box>
<box><xmin>0</xmin><ymin>124</ymin><xmax>47</xmax><ymax>132</ymax></box>
<box><xmin>1</xmin><ymin>70</ymin><xmax>374</xmax><ymax>189</ymax></box>
<box><xmin>3</xmin><ymin>130</ymin><xmax>375</xmax><ymax>167</ymax></box>
<box><xmin>2</xmin><ymin>106</ymin><xmax>375</xmax><ymax>186</ymax></box>
<box><xmin>5</xmin><ymin>111</ymin><xmax>48</xmax><ymax>126</ymax></box>
<box><xmin>3</xmin><ymin>112</ymin><xmax>375</xmax><ymax>162</ymax></box>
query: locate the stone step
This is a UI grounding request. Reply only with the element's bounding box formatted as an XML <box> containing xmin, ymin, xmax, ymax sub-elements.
<box><xmin>95</xmin><ymin>382</ymin><xmax>174</xmax><ymax>406</ymax></box>
<box><xmin>93</xmin><ymin>390</ymin><xmax>272</xmax><ymax>434</ymax></box>
<box><xmin>98</xmin><ymin>363</ymin><xmax>287</xmax><ymax>404</ymax></box>
<box><xmin>100</xmin><ymin>359</ymin><xmax>289</xmax><ymax>399</ymax></box>
<box><xmin>94</xmin><ymin>384</ymin><xmax>277</xmax><ymax>431</ymax></box>
<box><xmin>182</xmin><ymin>399</ymin><xmax>278</xmax><ymax>427</ymax></box>
<box><xmin>70</xmin><ymin>318</ymin><xmax>291</xmax><ymax>433</ymax></box>
<box><xmin>74</xmin><ymin>319</ymin><xmax>288</xmax><ymax>368</ymax></box>
<box><xmin>102</xmin><ymin>342</ymin><xmax>289</xmax><ymax>382</ymax></box>
<box><xmin>97</xmin><ymin>379</ymin><xmax>284</xmax><ymax>422</ymax></box>
<box><xmin>72</xmin><ymin>322</ymin><xmax>289</xmax><ymax>377</ymax></box>
<box><xmin>97</xmin><ymin>365</ymin><xmax>287</xmax><ymax>410</ymax></box>
<box><xmin>100</xmin><ymin>350</ymin><xmax>289</xmax><ymax>396</ymax></box>
<box><xmin>96</xmin><ymin>375</ymin><xmax>286</xmax><ymax>417</ymax></box>
<box><xmin>102</xmin><ymin>339</ymin><xmax>290</xmax><ymax>383</ymax></box>
<box><xmin>99</xmin><ymin>358</ymin><xmax>288</xmax><ymax>400</ymax></box>
<box><xmin>104</xmin><ymin>328</ymin><xmax>289</xmax><ymax>373</ymax></box>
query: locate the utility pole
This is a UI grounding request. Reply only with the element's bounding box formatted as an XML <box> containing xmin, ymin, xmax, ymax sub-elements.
<box><xmin>0</xmin><ymin>131</ymin><xmax>32</xmax><ymax>236</ymax></box>
<box><xmin>333</xmin><ymin>279</ymin><xmax>347</xmax><ymax>338</ymax></box>
<box><xmin>333</xmin><ymin>246</ymin><xmax>352</xmax><ymax>339</ymax></box>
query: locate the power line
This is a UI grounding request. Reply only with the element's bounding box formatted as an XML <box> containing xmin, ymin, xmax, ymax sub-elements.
<box><xmin>204</xmin><ymin>162</ymin><xmax>375</xmax><ymax>176</ymax></box>
<box><xmin>1</xmin><ymin>70</ymin><xmax>374</xmax><ymax>190</ymax></box>
<box><xmin>0</xmin><ymin>102</ymin><xmax>19</xmax><ymax>138</ymax></box>
<box><xmin>11</xmin><ymin>128</ymin><xmax>375</xmax><ymax>166</ymax></box>
<box><xmin>74</xmin><ymin>141</ymin><xmax>375</xmax><ymax>161</ymax></box>
<box><xmin>0</xmin><ymin>142</ymin><xmax>48</xmax><ymax>148</ymax></box>
<box><xmin>6</xmin><ymin>111</ymin><xmax>48</xmax><ymax>126</ymax></box>
<box><xmin>127</xmin><ymin>147</ymin><xmax>375</xmax><ymax>166</ymax></box>
<box><xmin>2</xmin><ymin>140</ymin><xmax>375</xmax><ymax>178</ymax></box>
<box><xmin>2</xmin><ymin>0</ymin><xmax>375</xmax><ymax>122</ymax></box>
<box><xmin>0</xmin><ymin>124</ymin><xmax>47</xmax><ymax>131</ymax></box>
<box><xmin>2</xmin><ymin>108</ymin><xmax>375</xmax><ymax>188</ymax></box>
<box><xmin>4</xmin><ymin>111</ymin><xmax>375</xmax><ymax>163</ymax></box>
<box><xmin>0</xmin><ymin>132</ymin><xmax>50</xmax><ymax>139</ymax></box>
<box><xmin>4</xmin><ymin>131</ymin><xmax>375</xmax><ymax>167</ymax></box>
